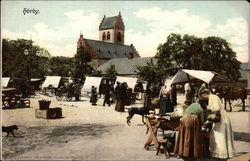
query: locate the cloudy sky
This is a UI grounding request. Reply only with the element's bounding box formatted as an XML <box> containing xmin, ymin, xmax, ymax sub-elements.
<box><xmin>1</xmin><ymin>1</ymin><xmax>249</xmax><ymax>62</ymax></box>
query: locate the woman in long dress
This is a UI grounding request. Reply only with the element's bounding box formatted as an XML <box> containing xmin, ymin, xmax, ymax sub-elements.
<box><xmin>200</xmin><ymin>89</ymin><xmax>236</xmax><ymax>159</ymax></box>
<box><xmin>174</xmin><ymin>102</ymin><xmax>204</xmax><ymax>159</ymax></box>
<box><xmin>159</xmin><ymin>85</ymin><xmax>173</xmax><ymax>114</ymax></box>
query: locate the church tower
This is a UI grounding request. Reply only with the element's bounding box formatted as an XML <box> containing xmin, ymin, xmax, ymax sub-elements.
<box><xmin>99</xmin><ymin>12</ymin><xmax>125</xmax><ymax>44</ymax></box>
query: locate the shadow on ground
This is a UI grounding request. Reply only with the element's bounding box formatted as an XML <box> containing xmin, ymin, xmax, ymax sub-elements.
<box><xmin>2</xmin><ymin>124</ymin><xmax>112</xmax><ymax>159</ymax></box>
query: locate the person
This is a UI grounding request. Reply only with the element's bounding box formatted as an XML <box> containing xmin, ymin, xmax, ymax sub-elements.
<box><xmin>115</xmin><ymin>82</ymin><xmax>127</xmax><ymax>112</ymax></box>
<box><xmin>185</xmin><ymin>83</ymin><xmax>195</xmax><ymax>105</ymax></box>
<box><xmin>170</xmin><ymin>84</ymin><xmax>177</xmax><ymax>107</ymax></box>
<box><xmin>184</xmin><ymin>83</ymin><xmax>191</xmax><ymax>96</ymax></box>
<box><xmin>110</xmin><ymin>85</ymin><xmax>115</xmax><ymax>104</ymax></box>
<box><xmin>200</xmin><ymin>89</ymin><xmax>236</xmax><ymax>159</ymax></box>
<box><xmin>103</xmin><ymin>82</ymin><xmax>111</xmax><ymax>106</ymax></box>
<box><xmin>90</xmin><ymin>86</ymin><xmax>97</xmax><ymax>106</ymax></box>
<box><xmin>174</xmin><ymin>102</ymin><xmax>204</xmax><ymax>159</ymax></box>
<box><xmin>144</xmin><ymin>83</ymin><xmax>152</xmax><ymax>108</ymax></box>
<box><xmin>159</xmin><ymin>85</ymin><xmax>173</xmax><ymax>114</ymax></box>
<box><xmin>198</xmin><ymin>83</ymin><xmax>207</xmax><ymax>99</ymax></box>
<box><xmin>74</xmin><ymin>81</ymin><xmax>81</xmax><ymax>101</ymax></box>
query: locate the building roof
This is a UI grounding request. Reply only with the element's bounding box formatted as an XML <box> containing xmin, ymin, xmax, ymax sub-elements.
<box><xmin>247</xmin><ymin>61</ymin><xmax>250</xmax><ymax>71</ymax></box>
<box><xmin>97</xmin><ymin>57</ymin><xmax>156</xmax><ymax>75</ymax></box>
<box><xmin>100</xmin><ymin>16</ymin><xmax>117</xmax><ymax>30</ymax></box>
<box><xmin>84</xmin><ymin>39</ymin><xmax>139</xmax><ymax>59</ymax></box>
<box><xmin>239</xmin><ymin>62</ymin><xmax>248</xmax><ymax>81</ymax></box>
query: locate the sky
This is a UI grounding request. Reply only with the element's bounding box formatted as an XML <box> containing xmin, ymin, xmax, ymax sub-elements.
<box><xmin>1</xmin><ymin>1</ymin><xmax>249</xmax><ymax>62</ymax></box>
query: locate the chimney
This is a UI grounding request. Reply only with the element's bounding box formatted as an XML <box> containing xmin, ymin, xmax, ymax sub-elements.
<box><xmin>128</xmin><ymin>52</ymin><xmax>134</xmax><ymax>59</ymax></box>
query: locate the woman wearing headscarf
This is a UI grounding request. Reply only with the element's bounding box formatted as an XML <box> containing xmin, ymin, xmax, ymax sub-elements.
<box><xmin>159</xmin><ymin>85</ymin><xmax>173</xmax><ymax>114</ymax></box>
<box><xmin>174</xmin><ymin>102</ymin><xmax>204</xmax><ymax>159</ymax></box>
<box><xmin>200</xmin><ymin>89</ymin><xmax>236</xmax><ymax>159</ymax></box>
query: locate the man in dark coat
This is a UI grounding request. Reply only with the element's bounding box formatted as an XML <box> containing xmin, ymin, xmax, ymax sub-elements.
<box><xmin>170</xmin><ymin>84</ymin><xmax>177</xmax><ymax>107</ymax></box>
<box><xmin>90</xmin><ymin>86</ymin><xmax>97</xmax><ymax>106</ymax></box>
<box><xmin>103</xmin><ymin>82</ymin><xmax>111</xmax><ymax>106</ymax></box>
<box><xmin>115</xmin><ymin>82</ymin><xmax>127</xmax><ymax>112</ymax></box>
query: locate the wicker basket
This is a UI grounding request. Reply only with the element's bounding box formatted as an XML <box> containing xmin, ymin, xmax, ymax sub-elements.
<box><xmin>38</xmin><ymin>100</ymin><xmax>51</xmax><ymax>110</ymax></box>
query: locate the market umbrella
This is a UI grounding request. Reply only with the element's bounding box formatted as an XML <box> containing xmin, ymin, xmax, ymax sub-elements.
<box><xmin>166</xmin><ymin>69</ymin><xmax>230</xmax><ymax>85</ymax></box>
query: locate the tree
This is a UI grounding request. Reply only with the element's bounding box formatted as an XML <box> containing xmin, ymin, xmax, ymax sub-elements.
<box><xmin>48</xmin><ymin>56</ymin><xmax>74</xmax><ymax>77</ymax></box>
<box><xmin>73</xmin><ymin>46</ymin><xmax>92</xmax><ymax>81</ymax></box>
<box><xmin>156</xmin><ymin>33</ymin><xmax>241</xmax><ymax>81</ymax></box>
<box><xmin>2</xmin><ymin>38</ymin><xmax>51</xmax><ymax>78</ymax></box>
<box><xmin>90</xmin><ymin>68</ymin><xmax>103</xmax><ymax>77</ymax></box>
<box><xmin>136</xmin><ymin>59</ymin><xmax>165</xmax><ymax>84</ymax></box>
<box><xmin>105</xmin><ymin>65</ymin><xmax>118</xmax><ymax>78</ymax></box>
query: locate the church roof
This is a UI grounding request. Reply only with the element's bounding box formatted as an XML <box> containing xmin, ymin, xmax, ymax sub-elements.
<box><xmin>97</xmin><ymin>57</ymin><xmax>156</xmax><ymax>75</ymax></box>
<box><xmin>100</xmin><ymin>16</ymin><xmax>118</xmax><ymax>30</ymax></box>
<box><xmin>84</xmin><ymin>39</ymin><xmax>139</xmax><ymax>59</ymax></box>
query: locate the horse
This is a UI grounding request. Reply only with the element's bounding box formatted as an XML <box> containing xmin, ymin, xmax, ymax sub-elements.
<box><xmin>213</xmin><ymin>87</ymin><xmax>247</xmax><ymax>111</ymax></box>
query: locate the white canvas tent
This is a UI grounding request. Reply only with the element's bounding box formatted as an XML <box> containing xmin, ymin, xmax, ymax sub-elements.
<box><xmin>42</xmin><ymin>76</ymin><xmax>62</xmax><ymax>88</ymax></box>
<box><xmin>81</xmin><ymin>77</ymin><xmax>103</xmax><ymax>93</ymax></box>
<box><xmin>165</xmin><ymin>69</ymin><xmax>229</xmax><ymax>85</ymax></box>
<box><xmin>115</xmin><ymin>76</ymin><xmax>138</xmax><ymax>91</ymax></box>
<box><xmin>2</xmin><ymin>77</ymin><xmax>11</xmax><ymax>87</ymax></box>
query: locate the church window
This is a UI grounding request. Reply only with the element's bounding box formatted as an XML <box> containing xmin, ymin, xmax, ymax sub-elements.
<box><xmin>102</xmin><ymin>32</ymin><xmax>106</xmax><ymax>40</ymax></box>
<box><xmin>117</xmin><ymin>32</ymin><xmax>122</xmax><ymax>42</ymax></box>
<box><xmin>107</xmin><ymin>32</ymin><xmax>110</xmax><ymax>40</ymax></box>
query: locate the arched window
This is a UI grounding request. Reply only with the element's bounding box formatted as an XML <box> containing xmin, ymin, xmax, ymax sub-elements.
<box><xmin>107</xmin><ymin>32</ymin><xmax>110</xmax><ymax>40</ymax></box>
<box><xmin>117</xmin><ymin>32</ymin><xmax>122</xmax><ymax>42</ymax></box>
<box><xmin>102</xmin><ymin>32</ymin><xmax>106</xmax><ymax>40</ymax></box>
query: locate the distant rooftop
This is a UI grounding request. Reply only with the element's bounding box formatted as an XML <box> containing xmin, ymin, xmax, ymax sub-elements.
<box><xmin>100</xmin><ymin>16</ymin><xmax>118</xmax><ymax>30</ymax></box>
<box><xmin>97</xmin><ymin>57</ymin><xmax>156</xmax><ymax>75</ymax></box>
<box><xmin>84</xmin><ymin>39</ymin><xmax>139</xmax><ymax>59</ymax></box>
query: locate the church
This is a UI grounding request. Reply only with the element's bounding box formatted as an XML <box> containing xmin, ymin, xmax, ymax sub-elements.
<box><xmin>77</xmin><ymin>12</ymin><xmax>140</xmax><ymax>68</ymax></box>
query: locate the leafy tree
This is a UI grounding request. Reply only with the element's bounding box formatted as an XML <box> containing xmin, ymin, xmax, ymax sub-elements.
<box><xmin>105</xmin><ymin>65</ymin><xmax>118</xmax><ymax>79</ymax></box>
<box><xmin>202</xmin><ymin>36</ymin><xmax>241</xmax><ymax>81</ymax></box>
<box><xmin>73</xmin><ymin>46</ymin><xmax>92</xmax><ymax>81</ymax></box>
<box><xmin>156</xmin><ymin>33</ymin><xmax>241</xmax><ymax>81</ymax></box>
<box><xmin>136</xmin><ymin>59</ymin><xmax>165</xmax><ymax>84</ymax></box>
<box><xmin>90</xmin><ymin>69</ymin><xmax>103</xmax><ymax>77</ymax></box>
<box><xmin>48</xmin><ymin>56</ymin><xmax>74</xmax><ymax>77</ymax></box>
<box><xmin>2</xmin><ymin>38</ymin><xmax>51</xmax><ymax>78</ymax></box>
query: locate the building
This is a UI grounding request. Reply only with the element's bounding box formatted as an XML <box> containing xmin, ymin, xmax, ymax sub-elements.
<box><xmin>99</xmin><ymin>12</ymin><xmax>125</xmax><ymax>45</ymax></box>
<box><xmin>97</xmin><ymin>57</ymin><xmax>156</xmax><ymax>77</ymax></box>
<box><xmin>77</xmin><ymin>12</ymin><xmax>140</xmax><ymax>68</ymax></box>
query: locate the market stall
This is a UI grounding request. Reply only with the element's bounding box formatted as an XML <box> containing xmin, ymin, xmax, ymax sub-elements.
<box><xmin>115</xmin><ymin>76</ymin><xmax>138</xmax><ymax>91</ymax></box>
<box><xmin>42</xmin><ymin>76</ymin><xmax>62</xmax><ymax>89</ymax></box>
<box><xmin>2</xmin><ymin>77</ymin><xmax>11</xmax><ymax>88</ymax></box>
<box><xmin>81</xmin><ymin>77</ymin><xmax>103</xmax><ymax>93</ymax></box>
<box><xmin>167</xmin><ymin>69</ymin><xmax>229</xmax><ymax>85</ymax></box>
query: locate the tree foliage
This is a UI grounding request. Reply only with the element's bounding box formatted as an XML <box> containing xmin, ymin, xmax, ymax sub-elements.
<box><xmin>156</xmin><ymin>33</ymin><xmax>241</xmax><ymax>81</ymax></box>
<box><xmin>2</xmin><ymin>38</ymin><xmax>51</xmax><ymax>78</ymax></box>
<box><xmin>73</xmin><ymin>46</ymin><xmax>92</xmax><ymax>81</ymax></box>
<box><xmin>136</xmin><ymin>59</ymin><xmax>165</xmax><ymax>84</ymax></box>
<box><xmin>48</xmin><ymin>56</ymin><xmax>74</xmax><ymax>77</ymax></box>
<box><xmin>105</xmin><ymin>65</ymin><xmax>118</xmax><ymax>78</ymax></box>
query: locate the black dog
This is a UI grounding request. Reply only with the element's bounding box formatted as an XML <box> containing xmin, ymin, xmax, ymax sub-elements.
<box><xmin>127</xmin><ymin>107</ymin><xmax>151</xmax><ymax>125</ymax></box>
<box><xmin>2</xmin><ymin>125</ymin><xmax>18</xmax><ymax>137</ymax></box>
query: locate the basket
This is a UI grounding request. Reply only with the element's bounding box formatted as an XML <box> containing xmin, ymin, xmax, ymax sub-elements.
<box><xmin>38</xmin><ymin>100</ymin><xmax>51</xmax><ymax>110</ymax></box>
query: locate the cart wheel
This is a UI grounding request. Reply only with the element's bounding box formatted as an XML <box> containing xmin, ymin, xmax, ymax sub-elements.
<box><xmin>66</xmin><ymin>95</ymin><xmax>73</xmax><ymax>101</ymax></box>
<box><xmin>56</xmin><ymin>94</ymin><xmax>63</xmax><ymax>101</ymax></box>
<box><xmin>3</xmin><ymin>100</ymin><xmax>9</xmax><ymax>108</ymax></box>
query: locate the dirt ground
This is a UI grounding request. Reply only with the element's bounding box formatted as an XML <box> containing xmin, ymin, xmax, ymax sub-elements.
<box><xmin>2</xmin><ymin>94</ymin><xmax>250</xmax><ymax>160</ymax></box>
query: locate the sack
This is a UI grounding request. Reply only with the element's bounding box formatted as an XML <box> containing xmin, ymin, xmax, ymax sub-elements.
<box><xmin>207</xmin><ymin>110</ymin><xmax>221</xmax><ymax>122</ymax></box>
<box><xmin>151</xmin><ymin>97</ymin><xmax>160</xmax><ymax>105</ymax></box>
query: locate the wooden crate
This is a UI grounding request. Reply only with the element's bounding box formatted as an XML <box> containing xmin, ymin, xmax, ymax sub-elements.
<box><xmin>35</xmin><ymin>108</ymin><xmax>62</xmax><ymax>119</ymax></box>
<box><xmin>35</xmin><ymin>109</ymin><xmax>48</xmax><ymax>119</ymax></box>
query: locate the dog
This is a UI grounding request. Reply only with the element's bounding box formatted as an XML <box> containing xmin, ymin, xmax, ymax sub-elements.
<box><xmin>127</xmin><ymin>106</ymin><xmax>153</xmax><ymax>126</ymax></box>
<box><xmin>2</xmin><ymin>125</ymin><xmax>18</xmax><ymax>137</ymax></box>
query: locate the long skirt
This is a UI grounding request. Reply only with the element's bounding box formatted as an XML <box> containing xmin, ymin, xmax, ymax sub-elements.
<box><xmin>115</xmin><ymin>99</ymin><xmax>125</xmax><ymax>112</ymax></box>
<box><xmin>159</xmin><ymin>97</ymin><xmax>173</xmax><ymax>114</ymax></box>
<box><xmin>174</xmin><ymin>114</ymin><xmax>202</xmax><ymax>158</ymax></box>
